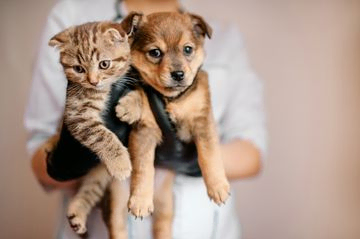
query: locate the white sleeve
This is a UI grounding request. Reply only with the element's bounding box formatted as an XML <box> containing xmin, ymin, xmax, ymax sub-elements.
<box><xmin>24</xmin><ymin>0</ymin><xmax>76</xmax><ymax>156</ymax></box>
<box><xmin>220</xmin><ymin>27</ymin><xmax>267</xmax><ymax>156</ymax></box>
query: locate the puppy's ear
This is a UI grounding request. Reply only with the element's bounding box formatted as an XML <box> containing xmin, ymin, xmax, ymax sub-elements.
<box><xmin>49</xmin><ymin>29</ymin><xmax>71</xmax><ymax>48</ymax></box>
<box><xmin>120</xmin><ymin>11</ymin><xmax>144</xmax><ymax>37</ymax></box>
<box><xmin>188</xmin><ymin>13</ymin><xmax>212</xmax><ymax>39</ymax></box>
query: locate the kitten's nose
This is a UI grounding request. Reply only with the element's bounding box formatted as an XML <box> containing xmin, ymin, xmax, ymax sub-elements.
<box><xmin>90</xmin><ymin>81</ymin><xmax>98</xmax><ymax>86</ymax></box>
<box><xmin>88</xmin><ymin>75</ymin><xmax>99</xmax><ymax>86</ymax></box>
<box><xmin>171</xmin><ymin>71</ymin><xmax>185</xmax><ymax>82</ymax></box>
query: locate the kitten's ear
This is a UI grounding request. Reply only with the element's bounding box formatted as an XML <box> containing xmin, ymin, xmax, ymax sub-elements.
<box><xmin>188</xmin><ymin>13</ymin><xmax>212</xmax><ymax>39</ymax></box>
<box><xmin>103</xmin><ymin>26</ymin><xmax>126</xmax><ymax>43</ymax></box>
<box><xmin>120</xmin><ymin>11</ymin><xmax>144</xmax><ymax>37</ymax></box>
<box><xmin>103</xmin><ymin>12</ymin><xmax>143</xmax><ymax>43</ymax></box>
<box><xmin>49</xmin><ymin>29</ymin><xmax>70</xmax><ymax>48</ymax></box>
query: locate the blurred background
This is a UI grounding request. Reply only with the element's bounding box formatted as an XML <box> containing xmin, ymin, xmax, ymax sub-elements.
<box><xmin>1</xmin><ymin>0</ymin><xmax>360</xmax><ymax>238</ymax></box>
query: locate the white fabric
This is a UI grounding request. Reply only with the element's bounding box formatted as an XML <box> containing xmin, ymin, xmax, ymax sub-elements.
<box><xmin>24</xmin><ymin>0</ymin><xmax>266</xmax><ymax>238</ymax></box>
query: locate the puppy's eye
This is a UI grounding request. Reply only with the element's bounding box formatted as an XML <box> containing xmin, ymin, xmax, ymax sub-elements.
<box><xmin>99</xmin><ymin>60</ymin><xmax>111</xmax><ymax>69</ymax></box>
<box><xmin>183</xmin><ymin>46</ymin><xmax>193</xmax><ymax>56</ymax></box>
<box><xmin>73</xmin><ymin>65</ymin><xmax>85</xmax><ymax>73</ymax></box>
<box><xmin>148</xmin><ymin>49</ymin><xmax>162</xmax><ymax>58</ymax></box>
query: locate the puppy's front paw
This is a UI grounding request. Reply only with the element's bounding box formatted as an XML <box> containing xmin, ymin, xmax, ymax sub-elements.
<box><xmin>128</xmin><ymin>194</ymin><xmax>154</xmax><ymax>219</ymax></box>
<box><xmin>105</xmin><ymin>152</ymin><xmax>132</xmax><ymax>181</ymax></box>
<box><xmin>207</xmin><ymin>179</ymin><xmax>230</xmax><ymax>205</ymax></box>
<box><xmin>115</xmin><ymin>92</ymin><xmax>142</xmax><ymax>124</ymax></box>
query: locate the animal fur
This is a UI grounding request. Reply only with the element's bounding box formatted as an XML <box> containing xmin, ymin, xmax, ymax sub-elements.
<box><xmin>116</xmin><ymin>11</ymin><xmax>230</xmax><ymax>238</ymax></box>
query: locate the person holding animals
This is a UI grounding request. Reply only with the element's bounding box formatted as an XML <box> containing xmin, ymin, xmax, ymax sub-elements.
<box><xmin>25</xmin><ymin>0</ymin><xmax>266</xmax><ymax>238</ymax></box>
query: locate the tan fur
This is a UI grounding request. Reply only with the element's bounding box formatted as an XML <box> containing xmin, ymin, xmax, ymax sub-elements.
<box><xmin>67</xmin><ymin>164</ymin><xmax>111</xmax><ymax>235</ymax></box>
<box><xmin>47</xmin><ymin>12</ymin><xmax>227</xmax><ymax>239</ymax></box>
<box><xmin>115</xmin><ymin>90</ymin><xmax>143</xmax><ymax>124</ymax></box>
<box><xmin>50</xmin><ymin>21</ymin><xmax>134</xmax><ymax>180</ymax></box>
<box><xmin>101</xmin><ymin>179</ymin><xmax>129</xmax><ymax>239</ymax></box>
<box><xmin>48</xmin><ymin>13</ymin><xmax>144</xmax><ymax>238</ymax></box>
<box><xmin>116</xmin><ymin>12</ymin><xmax>230</xmax><ymax>238</ymax></box>
<box><xmin>127</xmin><ymin>89</ymin><xmax>162</xmax><ymax>218</ymax></box>
<box><xmin>153</xmin><ymin>171</ymin><xmax>175</xmax><ymax>239</ymax></box>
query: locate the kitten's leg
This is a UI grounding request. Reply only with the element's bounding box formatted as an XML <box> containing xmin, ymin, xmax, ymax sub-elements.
<box><xmin>67</xmin><ymin>119</ymin><xmax>132</xmax><ymax>180</ymax></box>
<box><xmin>115</xmin><ymin>89</ymin><xmax>142</xmax><ymax>124</ymax></box>
<box><xmin>67</xmin><ymin>164</ymin><xmax>111</xmax><ymax>235</ymax></box>
<box><xmin>193</xmin><ymin>114</ymin><xmax>230</xmax><ymax>205</ymax></box>
<box><xmin>102</xmin><ymin>179</ymin><xmax>129</xmax><ymax>239</ymax></box>
<box><xmin>153</xmin><ymin>170</ymin><xmax>175</xmax><ymax>239</ymax></box>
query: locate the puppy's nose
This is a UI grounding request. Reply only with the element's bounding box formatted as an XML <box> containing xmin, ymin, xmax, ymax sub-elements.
<box><xmin>171</xmin><ymin>71</ymin><xmax>185</xmax><ymax>81</ymax></box>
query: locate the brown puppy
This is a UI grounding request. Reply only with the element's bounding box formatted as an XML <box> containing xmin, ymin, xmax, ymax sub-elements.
<box><xmin>116</xmin><ymin>12</ymin><xmax>230</xmax><ymax>237</ymax></box>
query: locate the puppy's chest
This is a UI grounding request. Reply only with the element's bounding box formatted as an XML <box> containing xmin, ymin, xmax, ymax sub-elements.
<box><xmin>165</xmin><ymin>99</ymin><xmax>204</xmax><ymax>143</ymax></box>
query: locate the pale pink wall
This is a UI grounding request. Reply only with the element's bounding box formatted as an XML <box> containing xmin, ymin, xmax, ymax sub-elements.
<box><xmin>0</xmin><ymin>0</ymin><xmax>359</xmax><ymax>238</ymax></box>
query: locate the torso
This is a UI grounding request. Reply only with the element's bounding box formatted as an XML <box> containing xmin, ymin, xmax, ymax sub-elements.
<box><xmin>165</xmin><ymin>70</ymin><xmax>210</xmax><ymax>143</ymax></box>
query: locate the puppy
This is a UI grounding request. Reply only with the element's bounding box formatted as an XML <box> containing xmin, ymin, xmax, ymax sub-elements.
<box><xmin>116</xmin><ymin>12</ymin><xmax>230</xmax><ymax>237</ymax></box>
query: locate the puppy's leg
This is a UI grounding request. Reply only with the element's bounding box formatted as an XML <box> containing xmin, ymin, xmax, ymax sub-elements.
<box><xmin>116</xmin><ymin>89</ymin><xmax>142</xmax><ymax>124</ymax></box>
<box><xmin>101</xmin><ymin>179</ymin><xmax>129</xmax><ymax>239</ymax></box>
<box><xmin>153</xmin><ymin>170</ymin><xmax>175</xmax><ymax>239</ymax></box>
<box><xmin>67</xmin><ymin>164</ymin><xmax>111</xmax><ymax>235</ymax></box>
<box><xmin>193</xmin><ymin>115</ymin><xmax>230</xmax><ymax>205</ymax></box>
<box><xmin>128</xmin><ymin>124</ymin><xmax>161</xmax><ymax>218</ymax></box>
<box><xmin>127</xmin><ymin>94</ymin><xmax>162</xmax><ymax>218</ymax></box>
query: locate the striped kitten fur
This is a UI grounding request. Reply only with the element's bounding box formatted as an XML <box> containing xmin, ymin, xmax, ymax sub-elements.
<box><xmin>49</xmin><ymin>21</ymin><xmax>134</xmax><ymax>180</ymax></box>
<box><xmin>49</xmin><ymin>13</ymin><xmax>142</xmax><ymax>238</ymax></box>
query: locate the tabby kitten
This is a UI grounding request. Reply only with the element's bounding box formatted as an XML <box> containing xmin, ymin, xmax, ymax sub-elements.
<box><xmin>48</xmin><ymin>14</ymin><xmax>142</xmax><ymax>238</ymax></box>
<box><xmin>49</xmin><ymin>20</ymin><xmax>134</xmax><ymax>180</ymax></box>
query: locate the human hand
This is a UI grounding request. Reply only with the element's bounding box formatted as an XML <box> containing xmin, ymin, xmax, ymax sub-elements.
<box><xmin>31</xmin><ymin>136</ymin><xmax>79</xmax><ymax>191</ymax></box>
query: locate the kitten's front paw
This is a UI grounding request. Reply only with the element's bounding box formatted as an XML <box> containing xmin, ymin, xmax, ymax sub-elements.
<box><xmin>128</xmin><ymin>194</ymin><xmax>154</xmax><ymax>219</ymax></box>
<box><xmin>67</xmin><ymin>206</ymin><xmax>87</xmax><ymax>235</ymax></box>
<box><xmin>115</xmin><ymin>93</ymin><xmax>141</xmax><ymax>124</ymax></box>
<box><xmin>207</xmin><ymin>178</ymin><xmax>230</xmax><ymax>205</ymax></box>
<box><xmin>105</xmin><ymin>152</ymin><xmax>132</xmax><ymax>181</ymax></box>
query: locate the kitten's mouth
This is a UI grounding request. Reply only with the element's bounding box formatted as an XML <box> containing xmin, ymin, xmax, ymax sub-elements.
<box><xmin>95</xmin><ymin>84</ymin><xmax>106</xmax><ymax>89</ymax></box>
<box><xmin>87</xmin><ymin>82</ymin><xmax>107</xmax><ymax>90</ymax></box>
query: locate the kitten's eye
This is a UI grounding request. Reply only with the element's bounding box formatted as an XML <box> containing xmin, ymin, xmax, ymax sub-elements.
<box><xmin>73</xmin><ymin>65</ymin><xmax>85</xmax><ymax>73</ymax></box>
<box><xmin>148</xmin><ymin>49</ymin><xmax>162</xmax><ymax>58</ymax></box>
<box><xmin>99</xmin><ymin>60</ymin><xmax>111</xmax><ymax>70</ymax></box>
<box><xmin>183</xmin><ymin>46</ymin><xmax>193</xmax><ymax>56</ymax></box>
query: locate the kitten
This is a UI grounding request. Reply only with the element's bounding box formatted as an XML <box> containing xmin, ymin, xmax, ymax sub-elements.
<box><xmin>49</xmin><ymin>21</ymin><xmax>135</xmax><ymax>180</ymax></box>
<box><xmin>48</xmin><ymin>14</ymin><xmax>142</xmax><ymax>237</ymax></box>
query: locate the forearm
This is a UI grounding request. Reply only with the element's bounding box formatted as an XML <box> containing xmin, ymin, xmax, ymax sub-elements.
<box><xmin>221</xmin><ymin>139</ymin><xmax>262</xmax><ymax>180</ymax></box>
<box><xmin>31</xmin><ymin>139</ymin><xmax>78</xmax><ymax>191</ymax></box>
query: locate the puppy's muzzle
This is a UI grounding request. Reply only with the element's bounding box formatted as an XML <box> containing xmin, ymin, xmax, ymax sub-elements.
<box><xmin>171</xmin><ymin>71</ymin><xmax>185</xmax><ymax>82</ymax></box>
